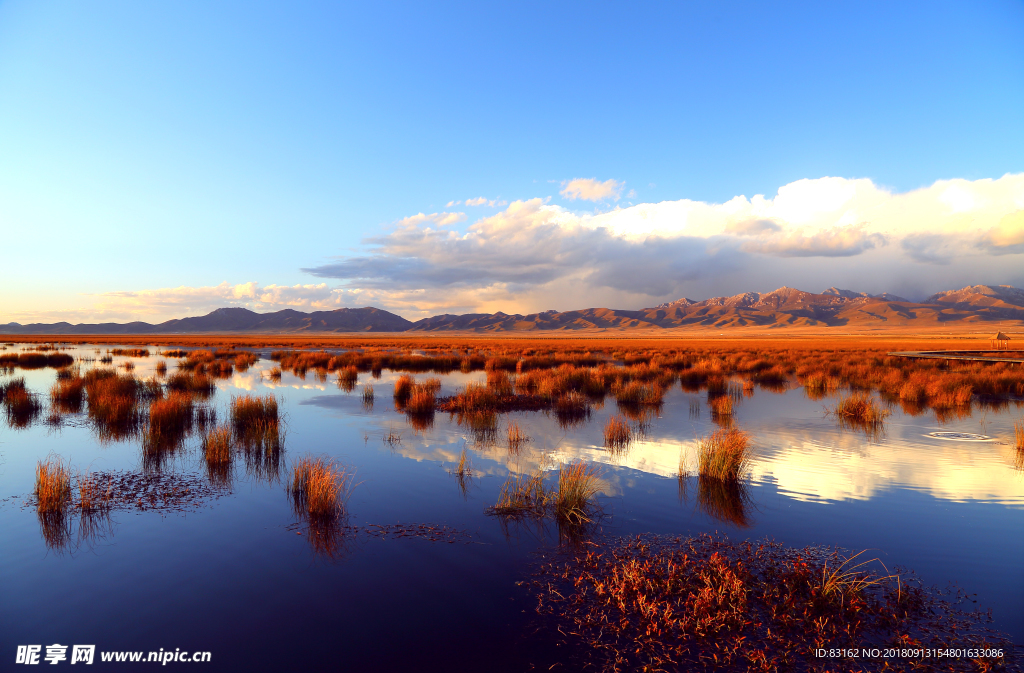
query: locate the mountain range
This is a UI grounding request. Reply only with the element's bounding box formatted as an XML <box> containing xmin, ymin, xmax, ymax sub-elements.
<box><xmin>4</xmin><ymin>285</ymin><xmax>1024</xmax><ymax>334</ymax></box>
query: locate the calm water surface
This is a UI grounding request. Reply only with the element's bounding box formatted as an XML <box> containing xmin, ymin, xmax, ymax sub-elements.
<box><xmin>1</xmin><ymin>346</ymin><xmax>1022</xmax><ymax>671</ymax></box>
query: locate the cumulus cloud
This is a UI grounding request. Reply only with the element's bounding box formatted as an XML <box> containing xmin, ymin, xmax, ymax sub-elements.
<box><xmin>302</xmin><ymin>173</ymin><xmax>1024</xmax><ymax>312</ymax></box>
<box><xmin>978</xmin><ymin>209</ymin><xmax>1024</xmax><ymax>254</ymax></box>
<box><xmin>742</xmin><ymin>224</ymin><xmax>886</xmax><ymax>257</ymax></box>
<box><xmin>560</xmin><ymin>178</ymin><xmax>624</xmax><ymax>202</ymax></box>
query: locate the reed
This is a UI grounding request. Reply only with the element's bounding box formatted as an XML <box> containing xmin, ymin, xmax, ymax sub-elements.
<box><xmin>1015</xmin><ymin>420</ymin><xmax>1024</xmax><ymax>451</ymax></box>
<box><xmin>4</xmin><ymin>381</ymin><xmax>43</xmax><ymax>428</ymax></box>
<box><xmin>165</xmin><ymin>371</ymin><xmax>216</xmax><ymax>395</ymax></box>
<box><xmin>155</xmin><ymin>360</ymin><xmax>167</xmax><ymax>375</ymax></box>
<box><xmin>603</xmin><ymin>415</ymin><xmax>632</xmax><ymax>451</ymax></box>
<box><xmin>289</xmin><ymin>456</ymin><xmax>355</xmax><ymax>520</ymax></box>
<box><xmin>552</xmin><ymin>462</ymin><xmax>601</xmax><ymax>525</ymax></box>
<box><xmin>828</xmin><ymin>393</ymin><xmax>891</xmax><ymax>433</ymax></box>
<box><xmin>35</xmin><ymin>456</ymin><xmax>72</xmax><ymax>513</ymax></box>
<box><xmin>708</xmin><ymin>394</ymin><xmax>733</xmax><ymax>417</ymax></box>
<box><xmin>452</xmin><ymin>448</ymin><xmax>472</xmax><ymax>478</ymax></box>
<box><xmin>696</xmin><ymin>428</ymin><xmax>751</xmax><ymax>482</ymax></box>
<box><xmin>231</xmin><ymin>394</ymin><xmax>279</xmax><ymax>433</ymax></box>
<box><xmin>337</xmin><ymin>365</ymin><xmax>358</xmax><ymax>391</ymax></box>
<box><xmin>148</xmin><ymin>393</ymin><xmax>194</xmax><ymax>435</ymax></box>
<box><xmin>266</xmin><ymin>367</ymin><xmax>283</xmax><ymax>381</ymax></box>
<box><xmin>110</xmin><ymin>348</ymin><xmax>149</xmax><ymax>357</ymax></box>
<box><xmin>506</xmin><ymin>421</ymin><xmax>529</xmax><ymax>453</ymax></box>
<box><xmin>393</xmin><ymin>374</ymin><xmax>415</xmax><ymax>403</ymax></box>
<box><xmin>490</xmin><ymin>471</ymin><xmax>546</xmax><ymax>517</ymax></box>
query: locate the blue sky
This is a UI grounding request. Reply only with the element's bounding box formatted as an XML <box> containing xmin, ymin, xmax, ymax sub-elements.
<box><xmin>1</xmin><ymin>1</ymin><xmax>1023</xmax><ymax>321</ymax></box>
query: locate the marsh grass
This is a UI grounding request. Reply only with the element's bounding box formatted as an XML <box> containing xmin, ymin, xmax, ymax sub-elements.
<box><xmin>708</xmin><ymin>394</ymin><xmax>734</xmax><ymax>425</ymax></box>
<box><xmin>49</xmin><ymin>375</ymin><xmax>84</xmax><ymax>414</ymax></box>
<box><xmin>3</xmin><ymin>379</ymin><xmax>42</xmax><ymax>428</ymax></box>
<box><xmin>337</xmin><ymin>365</ymin><xmax>358</xmax><ymax>392</ymax></box>
<box><xmin>155</xmin><ymin>360</ymin><xmax>167</xmax><ymax>376</ymax></box>
<box><xmin>393</xmin><ymin>374</ymin><xmax>415</xmax><ymax>404</ymax></box>
<box><xmin>490</xmin><ymin>471</ymin><xmax>547</xmax><ymax>518</ymax></box>
<box><xmin>603</xmin><ymin>415</ymin><xmax>632</xmax><ymax>452</ymax></box>
<box><xmin>35</xmin><ymin>456</ymin><xmax>72</xmax><ymax>512</ymax></box>
<box><xmin>1014</xmin><ymin>420</ymin><xmax>1023</xmax><ymax>451</ymax></box>
<box><xmin>552</xmin><ymin>462</ymin><xmax>601</xmax><ymax>525</ymax></box>
<box><xmin>506</xmin><ymin>420</ymin><xmax>529</xmax><ymax>454</ymax></box>
<box><xmin>828</xmin><ymin>393</ymin><xmax>891</xmax><ymax>435</ymax></box>
<box><xmin>696</xmin><ymin>428</ymin><xmax>751</xmax><ymax>482</ymax></box>
<box><xmin>266</xmin><ymin>367</ymin><xmax>283</xmax><ymax>382</ymax></box>
<box><xmin>203</xmin><ymin>426</ymin><xmax>234</xmax><ymax>485</ymax></box>
<box><xmin>289</xmin><ymin>456</ymin><xmax>356</xmax><ymax>521</ymax></box>
<box><xmin>362</xmin><ymin>384</ymin><xmax>374</xmax><ymax>410</ymax></box>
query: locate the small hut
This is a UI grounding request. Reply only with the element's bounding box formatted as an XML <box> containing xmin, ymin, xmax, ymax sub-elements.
<box><xmin>991</xmin><ymin>331</ymin><xmax>1011</xmax><ymax>350</ymax></box>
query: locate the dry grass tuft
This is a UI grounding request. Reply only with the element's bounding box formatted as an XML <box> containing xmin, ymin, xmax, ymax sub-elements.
<box><xmin>828</xmin><ymin>393</ymin><xmax>891</xmax><ymax>434</ymax></box>
<box><xmin>603</xmin><ymin>415</ymin><xmax>632</xmax><ymax>451</ymax></box>
<box><xmin>35</xmin><ymin>456</ymin><xmax>72</xmax><ymax>513</ymax></box>
<box><xmin>289</xmin><ymin>456</ymin><xmax>356</xmax><ymax>520</ymax></box>
<box><xmin>697</xmin><ymin>428</ymin><xmax>751</xmax><ymax>483</ymax></box>
<box><xmin>490</xmin><ymin>471</ymin><xmax>547</xmax><ymax>518</ymax></box>
<box><xmin>506</xmin><ymin>421</ymin><xmax>529</xmax><ymax>454</ymax></box>
<box><xmin>552</xmin><ymin>462</ymin><xmax>601</xmax><ymax>525</ymax></box>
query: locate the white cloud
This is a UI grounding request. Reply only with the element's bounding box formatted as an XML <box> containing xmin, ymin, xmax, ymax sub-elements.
<box><xmin>560</xmin><ymin>178</ymin><xmax>624</xmax><ymax>202</ymax></box>
<box><xmin>463</xmin><ymin>196</ymin><xmax>507</xmax><ymax>207</ymax></box>
<box><xmin>394</xmin><ymin>211</ymin><xmax>466</xmax><ymax>227</ymax></box>
<box><xmin>304</xmin><ymin>173</ymin><xmax>1024</xmax><ymax>309</ymax></box>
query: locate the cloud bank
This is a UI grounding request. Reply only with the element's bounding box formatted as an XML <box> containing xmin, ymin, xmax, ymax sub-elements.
<box><xmin>14</xmin><ymin>174</ymin><xmax>1023</xmax><ymax>323</ymax></box>
<box><xmin>300</xmin><ymin>174</ymin><xmax>1024</xmax><ymax>315</ymax></box>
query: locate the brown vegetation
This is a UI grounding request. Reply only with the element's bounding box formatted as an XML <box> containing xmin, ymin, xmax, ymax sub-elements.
<box><xmin>603</xmin><ymin>415</ymin><xmax>632</xmax><ymax>451</ymax></box>
<box><xmin>697</xmin><ymin>428</ymin><xmax>751</xmax><ymax>482</ymax></box>
<box><xmin>35</xmin><ymin>456</ymin><xmax>72</xmax><ymax>512</ymax></box>
<box><xmin>829</xmin><ymin>393</ymin><xmax>892</xmax><ymax>434</ymax></box>
<box><xmin>289</xmin><ymin>456</ymin><xmax>355</xmax><ymax>520</ymax></box>
<box><xmin>532</xmin><ymin>534</ymin><xmax>1011</xmax><ymax>673</ymax></box>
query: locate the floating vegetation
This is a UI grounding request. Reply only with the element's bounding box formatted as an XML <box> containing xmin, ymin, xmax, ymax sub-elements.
<box><xmin>531</xmin><ymin>534</ymin><xmax>1016</xmax><ymax>673</ymax></box>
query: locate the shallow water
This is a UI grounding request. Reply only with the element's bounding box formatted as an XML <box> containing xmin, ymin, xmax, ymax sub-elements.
<box><xmin>1</xmin><ymin>345</ymin><xmax>1022</xmax><ymax>670</ymax></box>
